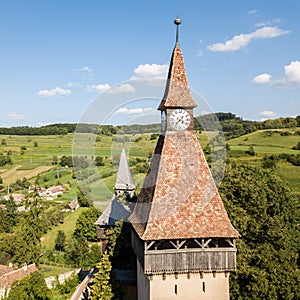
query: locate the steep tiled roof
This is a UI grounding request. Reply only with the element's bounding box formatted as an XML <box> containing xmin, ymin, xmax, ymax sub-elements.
<box><xmin>0</xmin><ymin>264</ymin><xmax>38</xmax><ymax>289</ymax></box>
<box><xmin>158</xmin><ymin>44</ymin><xmax>197</xmax><ymax>110</ymax></box>
<box><xmin>0</xmin><ymin>265</ymin><xmax>13</xmax><ymax>277</ymax></box>
<box><xmin>67</xmin><ymin>198</ymin><xmax>79</xmax><ymax>210</ymax></box>
<box><xmin>95</xmin><ymin>197</ymin><xmax>132</xmax><ymax>226</ymax></box>
<box><xmin>114</xmin><ymin>148</ymin><xmax>135</xmax><ymax>191</ymax></box>
<box><xmin>129</xmin><ymin>131</ymin><xmax>239</xmax><ymax>240</ymax></box>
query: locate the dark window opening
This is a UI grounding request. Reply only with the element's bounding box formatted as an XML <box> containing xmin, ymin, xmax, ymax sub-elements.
<box><xmin>202</xmin><ymin>282</ymin><xmax>206</xmax><ymax>293</ymax></box>
<box><xmin>175</xmin><ymin>284</ymin><xmax>177</xmax><ymax>295</ymax></box>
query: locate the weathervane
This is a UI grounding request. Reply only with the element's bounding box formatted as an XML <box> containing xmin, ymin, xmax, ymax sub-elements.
<box><xmin>174</xmin><ymin>17</ymin><xmax>182</xmax><ymax>45</ymax></box>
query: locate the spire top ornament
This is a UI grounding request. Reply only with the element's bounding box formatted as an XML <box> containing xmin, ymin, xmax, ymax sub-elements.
<box><xmin>174</xmin><ymin>18</ymin><xmax>182</xmax><ymax>45</ymax></box>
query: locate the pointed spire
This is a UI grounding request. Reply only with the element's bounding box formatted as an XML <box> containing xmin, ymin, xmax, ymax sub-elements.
<box><xmin>114</xmin><ymin>148</ymin><xmax>135</xmax><ymax>192</ymax></box>
<box><xmin>158</xmin><ymin>19</ymin><xmax>197</xmax><ymax>110</ymax></box>
<box><xmin>174</xmin><ymin>17</ymin><xmax>181</xmax><ymax>46</ymax></box>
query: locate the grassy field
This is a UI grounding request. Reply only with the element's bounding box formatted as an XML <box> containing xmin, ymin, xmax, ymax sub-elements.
<box><xmin>227</xmin><ymin>128</ymin><xmax>300</xmax><ymax>192</ymax></box>
<box><xmin>0</xmin><ymin>129</ymin><xmax>299</xmax><ymax>198</ymax></box>
<box><xmin>39</xmin><ymin>264</ymin><xmax>74</xmax><ymax>277</ymax></box>
<box><xmin>228</xmin><ymin>128</ymin><xmax>300</xmax><ymax>153</ymax></box>
<box><xmin>41</xmin><ymin>207</ymin><xmax>89</xmax><ymax>251</ymax></box>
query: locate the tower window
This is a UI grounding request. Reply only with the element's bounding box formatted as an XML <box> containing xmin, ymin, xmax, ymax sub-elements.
<box><xmin>175</xmin><ymin>284</ymin><xmax>177</xmax><ymax>295</ymax></box>
<box><xmin>202</xmin><ymin>282</ymin><xmax>206</xmax><ymax>293</ymax></box>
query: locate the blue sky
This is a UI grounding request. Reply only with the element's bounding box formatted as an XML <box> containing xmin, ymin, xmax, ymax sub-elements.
<box><xmin>0</xmin><ymin>0</ymin><xmax>299</xmax><ymax>127</ymax></box>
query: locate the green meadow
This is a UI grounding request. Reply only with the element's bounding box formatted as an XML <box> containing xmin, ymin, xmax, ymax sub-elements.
<box><xmin>0</xmin><ymin>128</ymin><xmax>299</xmax><ymax>198</ymax></box>
<box><xmin>228</xmin><ymin>128</ymin><xmax>299</xmax><ymax>154</ymax></box>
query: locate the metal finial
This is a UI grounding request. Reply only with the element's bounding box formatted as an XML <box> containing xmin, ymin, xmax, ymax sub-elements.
<box><xmin>174</xmin><ymin>18</ymin><xmax>182</xmax><ymax>45</ymax></box>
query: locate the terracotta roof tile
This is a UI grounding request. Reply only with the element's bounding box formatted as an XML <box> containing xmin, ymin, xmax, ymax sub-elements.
<box><xmin>0</xmin><ymin>265</ymin><xmax>13</xmax><ymax>277</ymax></box>
<box><xmin>158</xmin><ymin>45</ymin><xmax>197</xmax><ymax>110</ymax></box>
<box><xmin>0</xmin><ymin>264</ymin><xmax>38</xmax><ymax>289</ymax></box>
<box><xmin>129</xmin><ymin>131</ymin><xmax>239</xmax><ymax>240</ymax></box>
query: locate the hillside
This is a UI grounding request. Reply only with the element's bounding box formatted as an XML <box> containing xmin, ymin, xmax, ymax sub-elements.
<box><xmin>0</xmin><ymin>126</ymin><xmax>299</xmax><ymax>197</ymax></box>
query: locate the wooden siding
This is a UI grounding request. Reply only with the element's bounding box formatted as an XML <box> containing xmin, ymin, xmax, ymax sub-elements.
<box><xmin>131</xmin><ymin>231</ymin><xmax>236</xmax><ymax>275</ymax></box>
<box><xmin>144</xmin><ymin>248</ymin><xmax>236</xmax><ymax>275</ymax></box>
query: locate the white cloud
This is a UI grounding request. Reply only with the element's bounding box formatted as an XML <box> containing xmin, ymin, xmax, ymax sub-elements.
<box><xmin>134</xmin><ymin>64</ymin><xmax>168</xmax><ymax>78</ymax></box>
<box><xmin>37</xmin><ymin>122</ymin><xmax>52</xmax><ymax>127</ymax></box>
<box><xmin>38</xmin><ymin>86</ymin><xmax>72</xmax><ymax>97</ymax></box>
<box><xmin>114</xmin><ymin>107</ymin><xmax>155</xmax><ymax>115</ymax></box>
<box><xmin>199</xmin><ymin>110</ymin><xmax>211</xmax><ymax>116</ymax></box>
<box><xmin>255</xmin><ymin>18</ymin><xmax>282</xmax><ymax>28</ymax></box>
<box><xmin>260</xmin><ymin>110</ymin><xmax>276</xmax><ymax>121</ymax></box>
<box><xmin>252</xmin><ymin>73</ymin><xmax>272</xmax><ymax>85</ymax></box>
<box><xmin>284</xmin><ymin>60</ymin><xmax>300</xmax><ymax>83</ymax></box>
<box><xmin>107</xmin><ymin>83</ymin><xmax>135</xmax><ymax>94</ymax></box>
<box><xmin>248</xmin><ymin>9</ymin><xmax>259</xmax><ymax>15</ymax></box>
<box><xmin>67</xmin><ymin>82</ymin><xmax>83</xmax><ymax>88</ymax></box>
<box><xmin>207</xmin><ymin>26</ymin><xmax>290</xmax><ymax>52</ymax></box>
<box><xmin>9</xmin><ymin>113</ymin><xmax>25</xmax><ymax>120</ymax></box>
<box><xmin>86</xmin><ymin>83</ymin><xmax>111</xmax><ymax>93</ymax></box>
<box><xmin>73</xmin><ymin>66</ymin><xmax>93</xmax><ymax>74</ymax></box>
<box><xmin>252</xmin><ymin>60</ymin><xmax>300</xmax><ymax>88</ymax></box>
<box><xmin>260</xmin><ymin>110</ymin><xmax>276</xmax><ymax>117</ymax></box>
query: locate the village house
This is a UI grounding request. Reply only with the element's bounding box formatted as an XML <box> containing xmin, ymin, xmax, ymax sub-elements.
<box><xmin>62</xmin><ymin>198</ymin><xmax>79</xmax><ymax>212</ymax></box>
<box><xmin>3</xmin><ymin>194</ymin><xmax>25</xmax><ymax>205</ymax></box>
<box><xmin>29</xmin><ymin>185</ymin><xmax>65</xmax><ymax>200</ymax></box>
<box><xmin>0</xmin><ymin>264</ymin><xmax>38</xmax><ymax>299</ymax></box>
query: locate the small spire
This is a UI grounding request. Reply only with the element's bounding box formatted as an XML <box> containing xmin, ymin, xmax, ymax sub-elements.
<box><xmin>174</xmin><ymin>18</ymin><xmax>182</xmax><ymax>45</ymax></box>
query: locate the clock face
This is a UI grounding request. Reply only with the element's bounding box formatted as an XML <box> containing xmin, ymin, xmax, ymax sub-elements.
<box><xmin>170</xmin><ymin>109</ymin><xmax>191</xmax><ymax>130</ymax></box>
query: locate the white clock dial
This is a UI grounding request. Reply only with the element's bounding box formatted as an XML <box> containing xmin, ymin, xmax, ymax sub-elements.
<box><xmin>170</xmin><ymin>109</ymin><xmax>191</xmax><ymax>130</ymax></box>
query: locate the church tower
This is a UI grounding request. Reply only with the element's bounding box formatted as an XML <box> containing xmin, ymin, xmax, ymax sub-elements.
<box><xmin>129</xmin><ymin>19</ymin><xmax>239</xmax><ymax>300</ymax></box>
<box><xmin>114</xmin><ymin>147</ymin><xmax>135</xmax><ymax>198</ymax></box>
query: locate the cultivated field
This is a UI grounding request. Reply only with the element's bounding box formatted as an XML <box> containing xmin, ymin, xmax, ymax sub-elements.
<box><xmin>0</xmin><ymin>128</ymin><xmax>299</xmax><ymax>197</ymax></box>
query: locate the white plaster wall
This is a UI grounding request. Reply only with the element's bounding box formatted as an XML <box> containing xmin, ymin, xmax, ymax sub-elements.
<box><xmin>138</xmin><ymin>270</ymin><xmax>230</xmax><ymax>300</ymax></box>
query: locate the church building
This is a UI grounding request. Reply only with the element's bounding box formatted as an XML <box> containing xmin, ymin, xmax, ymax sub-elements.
<box><xmin>129</xmin><ymin>19</ymin><xmax>239</xmax><ymax>300</ymax></box>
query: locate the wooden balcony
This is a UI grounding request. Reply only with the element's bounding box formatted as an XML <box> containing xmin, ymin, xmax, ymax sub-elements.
<box><xmin>131</xmin><ymin>230</ymin><xmax>237</xmax><ymax>275</ymax></box>
<box><xmin>144</xmin><ymin>248</ymin><xmax>236</xmax><ymax>274</ymax></box>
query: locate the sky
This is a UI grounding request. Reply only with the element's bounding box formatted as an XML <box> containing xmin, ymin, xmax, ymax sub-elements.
<box><xmin>0</xmin><ymin>0</ymin><xmax>299</xmax><ymax>127</ymax></box>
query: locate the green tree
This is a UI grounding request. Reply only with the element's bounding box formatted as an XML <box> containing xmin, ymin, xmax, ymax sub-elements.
<box><xmin>85</xmin><ymin>244</ymin><xmax>102</xmax><ymax>267</ymax></box>
<box><xmin>60</xmin><ymin>155</ymin><xmax>73</xmax><ymax>167</ymax></box>
<box><xmin>52</xmin><ymin>155</ymin><xmax>58</xmax><ymax>165</ymax></box>
<box><xmin>33</xmin><ymin>141</ymin><xmax>38</xmax><ymax>147</ymax></box>
<box><xmin>246</xmin><ymin>146</ymin><xmax>256</xmax><ymax>156</ymax></box>
<box><xmin>262</xmin><ymin>154</ymin><xmax>277</xmax><ymax>169</ymax></box>
<box><xmin>5</xmin><ymin>196</ymin><xmax>18</xmax><ymax>231</ymax></box>
<box><xmin>73</xmin><ymin>207</ymin><xmax>101</xmax><ymax>242</ymax></box>
<box><xmin>1</xmin><ymin>139</ymin><xmax>6</xmax><ymax>145</ymax></box>
<box><xmin>220</xmin><ymin>163</ymin><xmax>300</xmax><ymax>300</ymax></box>
<box><xmin>55</xmin><ymin>273</ymin><xmax>80</xmax><ymax>296</ymax></box>
<box><xmin>13</xmin><ymin>193</ymin><xmax>45</xmax><ymax>265</ymax></box>
<box><xmin>89</xmin><ymin>252</ymin><xmax>114</xmax><ymax>300</ymax></box>
<box><xmin>292</xmin><ymin>141</ymin><xmax>300</xmax><ymax>150</ymax></box>
<box><xmin>55</xmin><ymin>230</ymin><xmax>66</xmax><ymax>251</ymax></box>
<box><xmin>64</xmin><ymin>237</ymin><xmax>89</xmax><ymax>267</ymax></box>
<box><xmin>8</xmin><ymin>271</ymin><xmax>50</xmax><ymax>300</ymax></box>
<box><xmin>77</xmin><ymin>188</ymin><xmax>92</xmax><ymax>207</ymax></box>
<box><xmin>95</xmin><ymin>155</ymin><xmax>104</xmax><ymax>166</ymax></box>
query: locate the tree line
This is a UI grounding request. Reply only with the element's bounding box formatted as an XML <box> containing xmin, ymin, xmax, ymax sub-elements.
<box><xmin>0</xmin><ymin>114</ymin><xmax>298</xmax><ymax>138</ymax></box>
